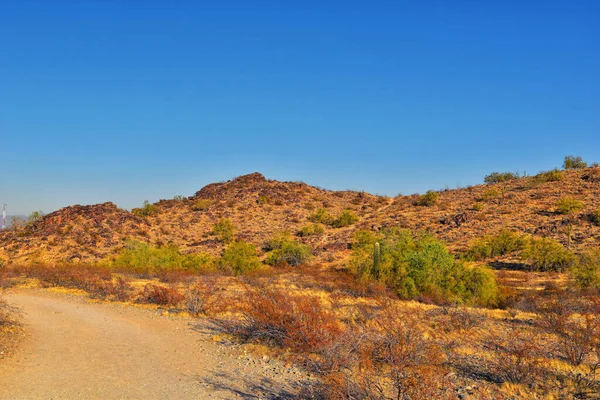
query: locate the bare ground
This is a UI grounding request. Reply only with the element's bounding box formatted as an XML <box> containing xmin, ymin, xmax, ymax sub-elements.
<box><xmin>0</xmin><ymin>289</ymin><xmax>310</xmax><ymax>400</ymax></box>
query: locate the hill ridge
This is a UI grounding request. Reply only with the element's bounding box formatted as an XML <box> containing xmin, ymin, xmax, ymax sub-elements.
<box><xmin>1</xmin><ymin>169</ymin><xmax>599</xmax><ymax>264</ymax></box>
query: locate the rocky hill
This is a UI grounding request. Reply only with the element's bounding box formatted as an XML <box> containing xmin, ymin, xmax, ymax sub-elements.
<box><xmin>1</xmin><ymin>168</ymin><xmax>599</xmax><ymax>265</ymax></box>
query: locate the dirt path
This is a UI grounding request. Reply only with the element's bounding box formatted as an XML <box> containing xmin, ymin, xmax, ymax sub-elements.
<box><xmin>0</xmin><ymin>289</ymin><xmax>308</xmax><ymax>400</ymax></box>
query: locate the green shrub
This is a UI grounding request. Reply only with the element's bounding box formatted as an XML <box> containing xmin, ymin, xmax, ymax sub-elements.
<box><xmin>415</xmin><ymin>190</ymin><xmax>439</xmax><ymax>207</ymax></box>
<box><xmin>563</xmin><ymin>155</ymin><xmax>588</xmax><ymax>170</ymax></box>
<box><xmin>112</xmin><ymin>241</ymin><xmax>216</xmax><ymax>275</ymax></box>
<box><xmin>591</xmin><ymin>209</ymin><xmax>600</xmax><ymax>226</ymax></box>
<box><xmin>132</xmin><ymin>200</ymin><xmax>158</xmax><ymax>217</ymax></box>
<box><xmin>332</xmin><ymin>210</ymin><xmax>359</xmax><ymax>228</ymax></box>
<box><xmin>212</xmin><ymin>219</ymin><xmax>235</xmax><ymax>243</ymax></box>
<box><xmin>484</xmin><ymin>172</ymin><xmax>520</xmax><ymax>184</ymax></box>
<box><xmin>480</xmin><ymin>188</ymin><xmax>499</xmax><ymax>202</ymax></box>
<box><xmin>472</xmin><ymin>202</ymin><xmax>484</xmax><ymax>211</ymax></box>
<box><xmin>308</xmin><ymin>208</ymin><xmax>334</xmax><ymax>225</ymax></box>
<box><xmin>265</xmin><ymin>232</ymin><xmax>311</xmax><ymax>267</ymax></box>
<box><xmin>465</xmin><ymin>230</ymin><xmax>528</xmax><ymax>261</ymax></box>
<box><xmin>556</xmin><ymin>197</ymin><xmax>584</xmax><ymax>215</ymax></box>
<box><xmin>27</xmin><ymin>210</ymin><xmax>45</xmax><ymax>223</ymax></box>
<box><xmin>297</xmin><ymin>223</ymin><xmax>324</xmax><ymax>237</ymax></box>
<box><xmin>522</xmin><ymin>237</ymin><xmax>576</xmax><ymax>272</ymax></box>
<box><xmin>534</xmin><ymin>169</ymin><xmax>564</xmax><ymax>183</ymax></box>
<box><xmin>218</xmin><ymin>240</ymin><xmax>262</xmax><ymax>275</ymax></box>
<box><xmin>350</xmin><ymin>228</ymin><xmax>498</xmax><ymax>305</ymax></box>
<box><xmin>256</xmin><ymin>196</ymin><xmax>268</xmax><ymax>205</ymax></box>
<box><xmin>571</xmin><ymin>249</ymin><xmax>600</xmax><ymax>290</ymax></box>
<box><xmin>191</xmin><ymin>199</ymin><xmax>213</xmax><ymax>211</ymax></box>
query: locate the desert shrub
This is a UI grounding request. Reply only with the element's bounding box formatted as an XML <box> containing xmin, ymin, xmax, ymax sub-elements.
<box><xmin>571</xmin><ymin>249</ymin><xmax>600</xmax><ymax>290</ymax></box>
<box><xmin>534</xmin><ymin>168</ymin><xmax>564</xmax><ymax>183</ymax></box>
<box><xmin>112</xmin><ymin>241</ymin><xmax>216</xmax><ymax>276</ymax></box>
<box><xmin>216</xmin><ymin>288</ymin><xmax>341</xmax><ymax>354</ymax></box>
<box><xmin>480</xmin><ymin>187</ymin><xmax>499</xmax><ymax>202</ymax></box>
<box><xmin>218</xmin><ymin>240</ymin><xmax>261</xmax><ymax>275</ymax></box>
<box><xmin>87</xmin><ymin>276</ymin><xmax>133</xmax><ymax>301</ymax></box>
<box><xmin>23</xmin><ymin>263</ymin><xmax>112</xmax><ymax>289</ymax></box>
<box><xmin>172</xmin><ymin>195</ymin><xmax>185</xmax><ymax>201</ymax></box>
<box><xmin>465</xmin><ymin>230</ymin><xmax>528</xmax><ymax>261</ymax></box>
<box><xmin>185</xmin><ymin>277</ymin><xmax>221</xmax><ymax>316</ymax></box>
<box><xmin>483</xmin><ymin>326</ymin><xmax>542</xmax><ymax>385</ymax></box>
<box><xmin>351</xmin><ymin>228</ymin><xmax>499</xmax><ymax>305</ymax></box>
<box><xmin>191</xmin><ymin>199</ymin><xmax>213</xmax><ymax>211</ymax></box>
<box><xmin>472</xmin><ymin>202</ymin><xmax>484</xmax><ymax>211</ymax></box>
<box><xmin>484</xmin><ymin>171</ymin><xmax>520</xmax><ymax>184</ymax></box>
<box><xmin>0</xmin><ymin>296</ymin><xmax>20</xmax><ymax>327</ymax></box>
<box><xmin>591</xmin><ymin>208</ymin><xmax>600</xmax><ymax>226</ymax></box>
<box><xmin>19</xmin><ymin>263</ymin><xmax>133</xmax><ymax>301</ymax></box>
<box><xmin>556</xmin><ymin>196</ymin><xmax>584</xmax><ymax>215</ymax></box>
<box><xmin>535</xmin><ymin>298</ymin><xmax>600</xmax><ymax>367</ymax></box>
<box><xmin>264</xmin><ymin>233</ymin><xmax>311</xmax><ymax>267</ymax></box>
<box><xmin>308</xmin><ymin>208</ymin><xmax>334</xmax><ymax>225</ymax></box>
<box><xmin>137</xmin><ymin>284</ymin><xmax>183</xmax><ymax>306</ymax></box>
<box><xmin>131</xmin><ymin>200</ymin><xmax>157</xmax><ymax>217</ymax></box>
<box><xmin>428</xmin><ymin>306</ymin><xmax>486</xmax><ymax>333</ymax></box>
<box><xmin>314</xmin><ymin>309</ymin><xmax>451</xmax><ymax>400</ymax></box>
<box><xmin>297</xmin><ymin>223</ymin><xmax>324</xmax><ymax>237</ymax></box>
<box><xmin>212</xmin><ymin>218</ymin><xmax>235</xmax><ymax>243</ymax></box>
<box><xmin>331</xmin><ymin>209</ymin><xmax>359</xmax><ymax>228</ymax></box>
<box><xmin>27</xmin><ymin>210</ymin><xmax>45</xmax><ymax>224</ymax></box>
<box><xmin>414</xmin><ymin>190</ymin><xmax>439</xmax><ymax>206</ymax></box>
<box><xmin>563</xmin><ymin>155</ymin><xmax>588</xmax><ymax>170</ymax></box>
<box><xmin>256</xmin><ymin>195</ymin><xmax>268</xmax><ymax>205</ymax></box>
<box><xmin>522</xmin><ymin>237</ymin><xmax>576</xmax><ymax>272</ymax></box>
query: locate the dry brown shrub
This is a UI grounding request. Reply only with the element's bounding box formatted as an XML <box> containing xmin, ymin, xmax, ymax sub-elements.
<box><xmin>87</xmin><ymin>276</ymin><xmax>132</xmax><ymax>302</ymax></box>
<box><xmin>137</xmin><ymin>284</ymin><xmax>184</xmax><ymax>306</ymax></box>
<box><xmin>427</xmin><ymin>306</ymin><xmax>486</xmax><ymax>333</ymax></box>
<box><xmin>483</xmin><ymin>325</ymin><xmax>542</xmax><ymax>385</ymax></box>
<box><xmin>157</xmin><ymin>269</ymin><xmax>196</xmax><ymax>284</ymax></box>
<box><xmin>312</xmin><ymin>306</ymin><xmax>452</xmax><ymax>400</ymax></box>
<box><xmin>217</xmin><ymin>288</ymin><xmax>342</xmax><ymax>354</ymax></box>
<box><xmin>185</xmin><ymin>277</ymin><xmax>222</xmax><ymax>316</ymax></box>
<box><xmin>0</xmin><ymin>296</ymin><xmax>20</xmax><ymax>327</ymax></box>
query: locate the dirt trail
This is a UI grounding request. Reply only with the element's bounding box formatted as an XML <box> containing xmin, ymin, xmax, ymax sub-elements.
<box><xmin>0</xmin><ymin>289</ymin><xmax>307</xmax><ymax>400</ymax></box>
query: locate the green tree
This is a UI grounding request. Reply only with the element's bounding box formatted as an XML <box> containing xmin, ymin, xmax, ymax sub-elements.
<box><xmin>132</xmin><ymin>200</ymin><xmax>158</xmax><ymax>217</ymax></box>
<box><xmin>265</xmin><ymin>232</ymin><xmax>311</xmax><ymax>267</ymax></box>
<box><xmin>212</xmin><ymin>219</ymin><xmax>235</xmax><ymax>243</ymax></box>
<box><xmin>563</xmin><ymin>155</ymin><xmax>588</xmax><ymax>170</ymax></box>
<box><xmin>218</xmin><ymin>240</ymin><xmax>262</xmax><ymax>275</ymax></box>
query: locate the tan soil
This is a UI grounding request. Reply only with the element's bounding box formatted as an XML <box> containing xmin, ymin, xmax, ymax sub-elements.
<box><xmin>0</xmin><ymin>289</ymin><xmax>309</xmax><ymax>399</ymax></box>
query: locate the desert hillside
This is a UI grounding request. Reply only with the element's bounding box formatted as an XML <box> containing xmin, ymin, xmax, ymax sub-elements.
<box><xmin>1</xmin><ymin>168</ymin><xmax>599</xmax><ymax>265</ymax></box>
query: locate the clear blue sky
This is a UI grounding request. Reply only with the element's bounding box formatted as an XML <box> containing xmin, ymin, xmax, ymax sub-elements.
<box><xmin>1</xmin><ymin>1</ymin><xmax>598</xmax><ymax>215</ymax></box>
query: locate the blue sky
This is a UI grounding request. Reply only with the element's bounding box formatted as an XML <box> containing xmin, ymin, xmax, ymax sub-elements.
<box><xmin>1</xmin><ymin>1</ymin><xmax>598</xmax><ymax>215</ymax></box>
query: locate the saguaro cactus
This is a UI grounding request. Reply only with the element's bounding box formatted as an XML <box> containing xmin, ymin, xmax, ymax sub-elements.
<box><xmin>373</xmin><ymin>242</ymin><xmax>381</xmax><ymax>279</ymax></box>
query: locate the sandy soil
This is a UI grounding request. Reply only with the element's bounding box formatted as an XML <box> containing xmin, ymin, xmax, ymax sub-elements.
<box><xmin>0</xmin><ymin>289</ymin><xmax>310</xmax><ymax>399</ymax></box>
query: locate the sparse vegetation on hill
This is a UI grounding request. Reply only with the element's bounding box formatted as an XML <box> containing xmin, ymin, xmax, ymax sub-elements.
<box><xmin>132</xmin><ymin>200</ymin><xmax>158</xmax><ymax>217</ymax></box>
<box><xmin>534</xmin><ymin>168</ymin><xmax>564</xmax><ymax>183</ymax></box>
<box><xmin>484</xmin><ymin>171</ymin><xmax>520</xmax><ymax>183</ymax></box>
<box><xmin>522</xmin><ymin>237</ymin><xmax>576</xmax><ymax>272</ymax></box>
<box><xmin>212</xmin><ymin>219</ymin><xmax>235</xmax><ymax>243</ymax></box>
<box><xmin>414</xmin><ymin>190</ymin><xmax>439</xmax><ymax>206</ymax></box>
<box><xmin>556</xmin><ymin>196</ymin><xmax>584</xmax><ymax>215</ymax></box>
